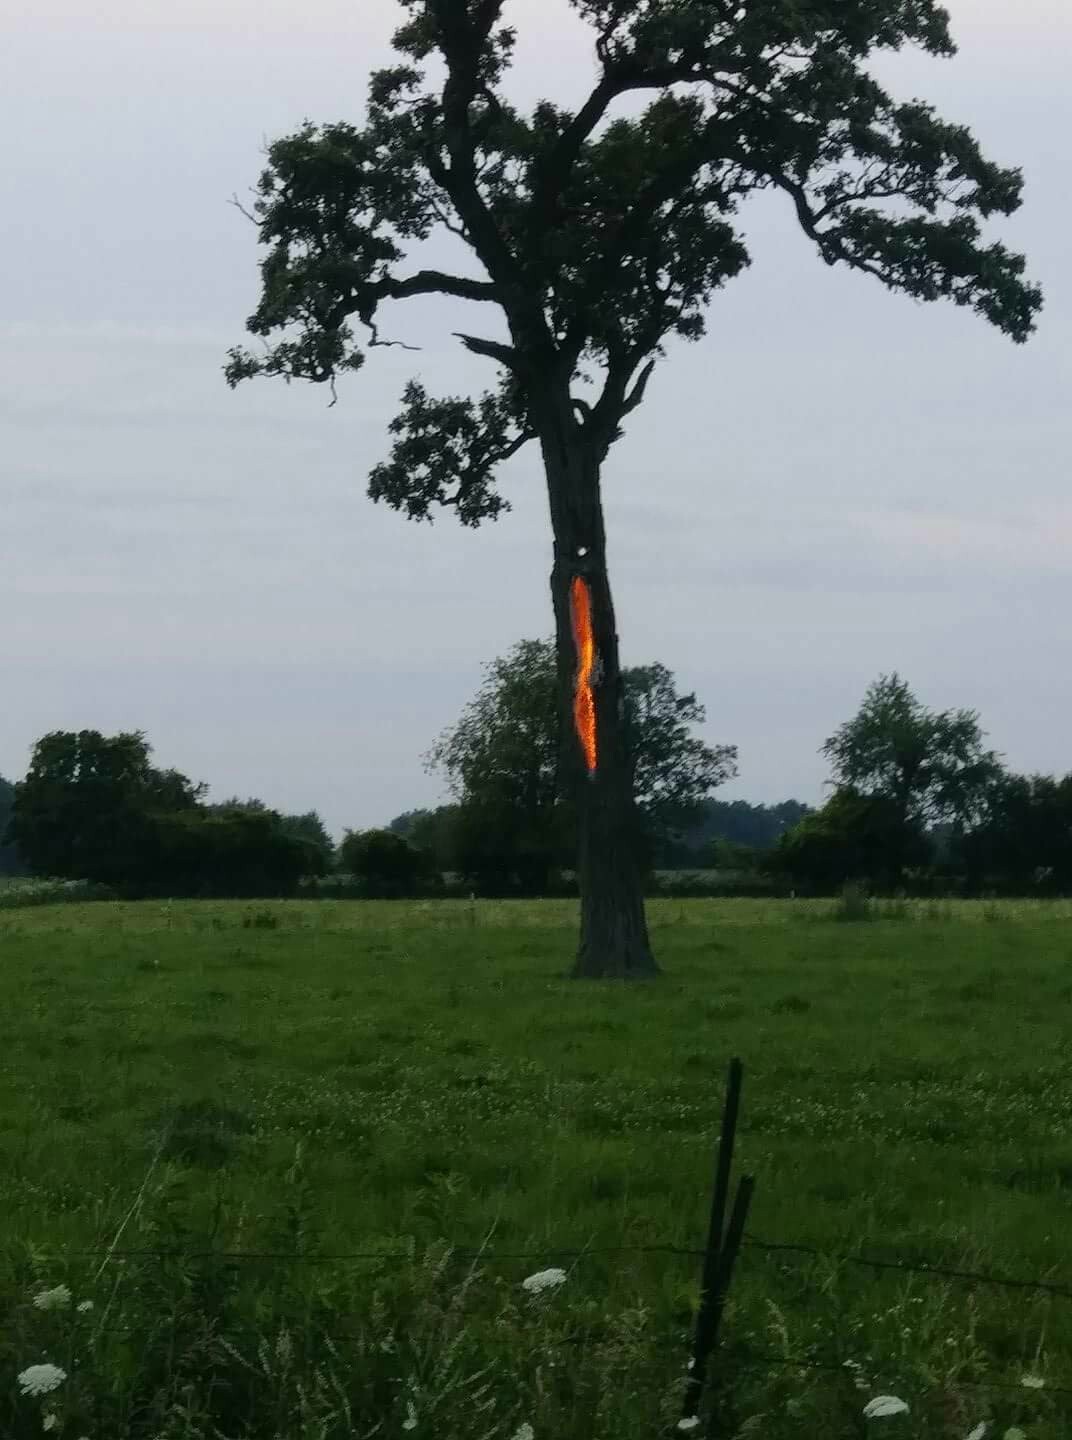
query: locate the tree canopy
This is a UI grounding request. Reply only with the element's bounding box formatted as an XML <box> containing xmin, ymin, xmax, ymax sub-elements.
<box><xmin>821</xmin><ymin>673</ymin><xmax>1002</xmax><ymax>832</ymax></box>
<box><xmin>227</xmin><ymin>0</ymin><xmax>1041</xmax><ymax>526</ymax></box>
<box><xmin>9</xmin><ymin>731</ymin><xmax>206</xmax><ymax>886</ymax></box>
<box><xmin>959</xmin><ymin>772</ymin><xmax>1072</xmax><ymax>894</ymax></box>
<box><xmin>207</xmin><ymin>797</ymin><xmax>335</xmax><ymax>874</ymax></box>
<box><xmin>425</xmin><ymin>637</ymin><xmax>736</xmax><ymax>888</ymax></box>
<box><xmin>772</xmin><ymin>674</ymin><xmax>1005</xmax><ymax>891</ymax></box>
<box><xmin>339</xmin><ymin>827</ymin><xmax>436</xmax><ymax>896</ymax></box>
<box><xmin>9</xmin><ymin>732</ymin><xmax>323</xmax><ymax>896</ymax></box>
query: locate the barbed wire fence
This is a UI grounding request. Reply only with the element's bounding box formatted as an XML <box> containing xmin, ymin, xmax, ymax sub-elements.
<box><xmin>5</xmin><ymin>1059</ymin><xmax>1072</xmax><ymax>1431</ymax></box>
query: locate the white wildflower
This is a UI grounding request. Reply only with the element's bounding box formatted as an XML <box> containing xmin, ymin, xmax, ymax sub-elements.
<box><xmin>32</xmin><ymin>1286</ymin><xmax>72</xmax><ymax>1312</ymax></box>
<box><xmin>17</xmin><ymin>1364</ymin><xmax>67</xmax><ymax>1397</ymax></box>
<box><xmin>863</xmin><ymin>1395</ymin><xmax>910</xmax><ymax>1419</ymax></box>
<box><xmin>966</xmin><ymin>1425</ymin><xmax>989</xmax><ymax>1440</ymax></box>
<box><xmin>677</xmin><ymin>1418</ymin><xmax>701</xmax><ymax>1432</ymax></box>
<box><xmin>76</xmin><ymin>1299</ymin><xmax>94</xmax><ymax>1314</ymax></box>
<box><xmin>511</xmin><ymin>1426</ymin><xmax>535</xmax><ymax>1440</ymax></box>
<box><xmin>42</xmin><ymin>1414</ymin><xmax>58</xmax><ymax>1433</ymax></box>
<box><xmin>1020</xmin><ymin>1374</ymin><xmax>1045</xmax><ymax>1389</ymax></box>
<box><xmin>521</xmin><ymin>1268</ymin><xmax>567</xmax><ymax>1295</ymax></box>
<box><xmin>403</xmin><ymin>1399</ymin><xmax>418</xmax><ymax>1431</ymax></box>
<box><xmin>844</xmin><ymin>1358</ymin><xmax>869</xmax><ymax>1391</ymax></box>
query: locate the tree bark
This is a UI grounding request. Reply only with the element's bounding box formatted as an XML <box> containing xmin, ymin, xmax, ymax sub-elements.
<box><xmin>535</xmin><ymin>390</ymin><xmax>659</xmax><ymax>980</ymax></box>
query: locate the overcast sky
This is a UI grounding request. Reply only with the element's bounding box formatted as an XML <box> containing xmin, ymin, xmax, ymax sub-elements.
<box><xmin>2</xmin><ymin>0</ymin><xmax>1067</xmax><ymax>840</ymax></box>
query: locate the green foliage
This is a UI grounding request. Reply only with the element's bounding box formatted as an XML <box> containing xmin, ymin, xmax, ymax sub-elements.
<box><xmin>391</xmin><ymin>806</ymin><xmax>465</xmax><ymax>873</ymax></box>
<box><xmin>699</xmin><ymin>837</ymin><xmax>761</xmax><ymax>872</ymax></box>
<box><xmin>9</xmin><ymin>731</ymin><xmax>206</xmax><ymax>886</ymax></box>
<box><xmin>429</xmin><ymin>640</ymin><xmax>561</xmax><ymax>817</ymax></box>
<box><xmin>0</xmin><ymin>899</ymin><xmax>1070</xmax><ymax>1438</ymax></box>
<box><xmin>339</xmin><ymin>827</ymin><xmax>436</xmax><ymax>896</ymax></box>
<box><xmin>425</xmin><ymin>638</ymin><xmax>736</xmax><ymax>891</ymax></box>
<box><xmin>227</xmin><ymin>0</ymin><xmax>1041</xmax><ymax>524</ymax></box>
<box><xmin>770</xmin><ymin>787</ymin><xmax>929</xmax><ymax>892</ymax></box>
<box><xmin>624</xmin><ymin>662</ymin><xmax>738</xmax><ymax>830</ymax></box>
<box><xmin>822</xmin><ymin>673</ymin><xmax>1003</xmax><ymax>832</ymax></box>
<box><xmin>786</xmin><ymin>673</ymin><xmax>1006</xmax><ymax>889</ymax></box>
<box><xmin>208</xmin><ymin>798</ymin><xmax>335</xmax><ymax>876</ymax></box>
<box><xmin>278</xmin><ymin>810</ymin><xmax>335</xmax><ymax>874</ymax></box>
<box><xmin>0</xmin><ymin>774</ymin><xmax>27</xmax><ymax>876</ymax></box>
<box><xmin>9</xmin><ymin>736</ymin><xmax>321</xmax><ymax>899</ymax></box>
<box><xmin>151</xmin><ymin>807</ymin><xmax>315</xmax><ymax>899</ymax></box>
<box><xmin>959</xmin><ymin>771</ymin><xmax>1072</xmax><ymax>893</ymax></box>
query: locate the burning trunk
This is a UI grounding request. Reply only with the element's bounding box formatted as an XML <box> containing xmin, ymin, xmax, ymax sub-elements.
<box><xmin>538</xmin><ymin>398</ymin><xmax>659</xmax><ymax>980</ymax></box>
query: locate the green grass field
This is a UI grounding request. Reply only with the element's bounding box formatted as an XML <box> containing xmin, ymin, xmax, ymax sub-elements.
<box><xmin>2</xmin><ymin>897</ymin><xmax>1070</xmax><ymax>1439</ymax></box>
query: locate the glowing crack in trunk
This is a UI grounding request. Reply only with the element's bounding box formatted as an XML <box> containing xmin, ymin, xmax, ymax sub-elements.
<box><xmin>570</xmin><ymin>575</ymin><xmax>598</xmax><ymax>775</ymax></box>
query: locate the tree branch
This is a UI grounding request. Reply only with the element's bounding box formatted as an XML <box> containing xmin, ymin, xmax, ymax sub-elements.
<box><xmin>765</xmin><ymin>173</ymin><xmax>886</xmax><ymax>284</ymax></box>
<box><xmin>528</xmin><ymin>76</ymin><xmax>619</xmax><ymax>228</ymax></box>
<box><xmin>622</xmin><ymin>358</ymin><xmax>656</xmax><ymax>416</ymax></box>
<box><xmin>229</xmin><ymin>192</ymin><xmax>260</xmax><ymax>226</ymax></box>
<box><xmin>378</xmin><ymin>270</ymin><xmax>501</xmax><ymax>305</ymax></box>
<box><xmin>434</xmin><ymin>3</ymin><xmax>527</xmax><ymax>294</ymax></box>
<box><xmin>528</xmin><ymin>51</ymin><xmax>749</xmax><ymax>238</ymax></box>
<box><xmin>454</xmin><ymin>332</ymin><xmax>521</xmax><ymax>369</ymax></box>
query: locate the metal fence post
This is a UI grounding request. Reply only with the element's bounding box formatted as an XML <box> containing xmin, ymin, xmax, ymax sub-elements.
<box><xmin>681</xmin><ymin>1058</ymin><xmax>753</xmax><ymax>1428</ymax></box>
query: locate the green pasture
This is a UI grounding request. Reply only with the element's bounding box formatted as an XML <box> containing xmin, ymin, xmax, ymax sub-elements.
<box><xmin>1</xmin><ymin>898</ymin><xmax>1069</xmax><ymax>1438</ymax></box>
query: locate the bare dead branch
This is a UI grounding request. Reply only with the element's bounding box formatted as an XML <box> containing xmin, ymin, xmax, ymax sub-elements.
<box><xmin>229</xmin><ymin>192</ymin><xmax>261</xmax><ymax>226</ymax></box>
<box><xmin>453</xmin><ymin>332</ymin><xmax>520</xmax><ymax>368</ymax></box>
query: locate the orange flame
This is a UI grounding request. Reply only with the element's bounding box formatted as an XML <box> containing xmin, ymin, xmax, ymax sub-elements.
<box><xmin>570</xmin><ymin>575</ymin><xmax>597</xmax><ymax>774</ymax></box>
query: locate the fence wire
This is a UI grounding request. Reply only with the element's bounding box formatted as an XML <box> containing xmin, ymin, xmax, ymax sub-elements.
<box><xmin>22</xmin><ymin>1233</ymin><xmax>1070</xmax><ymax>1303</ymax></box>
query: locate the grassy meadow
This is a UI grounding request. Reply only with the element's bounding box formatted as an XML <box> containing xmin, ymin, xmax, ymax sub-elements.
<box><xmin>1</xmin><ymin>896</ymin><xmax>1071</xmax><ymax>1438</ymax></box>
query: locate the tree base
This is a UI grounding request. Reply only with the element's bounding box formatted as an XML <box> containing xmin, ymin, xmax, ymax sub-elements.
<box><xmin>571</xmin><ymin>930</ymin><xmax>661</xmax><ymax>980</ymax></box>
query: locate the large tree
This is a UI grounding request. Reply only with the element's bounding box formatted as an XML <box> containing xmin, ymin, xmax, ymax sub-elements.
<box><xmin>426</xmin><ymin>637</ymin><xmax>736</xmax><ymax>888</ymax></box>
<box><xmin>9</xmin><ymin>730</ymin><xmax>206</xmax><ymax>886</ymax></box>
<box><xmin>226</xmin><ymin>0</ymin><xmax>1040</xmax><ymax>977</ymax></box>
<box><xmin>820</xmin><ymin>672</ymin><xmax>1003</xmax><ymax>880</ymax></box>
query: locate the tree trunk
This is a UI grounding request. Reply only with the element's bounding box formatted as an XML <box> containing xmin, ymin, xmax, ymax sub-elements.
<box><xmin>535</xmin><ymin>394</ymin><xmax>659</xmax><ymax>980</ymax></box>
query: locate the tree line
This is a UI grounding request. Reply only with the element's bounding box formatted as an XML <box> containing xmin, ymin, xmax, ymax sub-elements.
<box><xmin>768</xmin><ymin>673</ymin><xmax>1072</xmax><ymax>897</ymax></box>
<box><xmin>362</xmin><ymin>662</ymin><xmax>1072</xmax><ymax>900</ymax></box>
<box><xmin>0</xmin><ymin>731</ymin><xmax>334</xmax><ymax>897</ymax></box>
<box><xmin>3</xmin><ymin>661</ymin><xmax>1068</xmax><ymax>901</ymax></box>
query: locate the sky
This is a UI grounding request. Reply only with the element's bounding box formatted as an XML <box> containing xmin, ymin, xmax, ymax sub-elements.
<box><xmin>2</xmin><ymin>0</ymin><xmax>1068</xmax><ymax>841</ymax></box>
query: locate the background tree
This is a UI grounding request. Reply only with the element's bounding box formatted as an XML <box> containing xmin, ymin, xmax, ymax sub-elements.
<box><xmin>388</xmin><ymin>809</ymin><xmax>433</xmax><ymax>838</ymax></box>
<box><xmin>339</xmin><ymin>827</ymin><xmax>436</xmax><ymax>896</ymax></box>
<box><xmin>769</xmin><ymin>787</ymin><xmax>927</xmax><ymax>893</ymax></box>
<box><xmin>153</xmin><ymin>805</ymin><xmax>315</xmax><ymax>899</ymax></box>
<box><xmin>226</xmin><ymin>0</ymin><xmax>1040</xmax><ymax>977</ymax></box>
<box><xmin>208</xmin><ymin>797</ymin><xmax>335</xmax><ymax>875</ymax></box>
<box><xmin>10</xmin><ymin>736</ymin><xmax>324</xmax><ymax>896</ymax></box>
<box><xmin>958</xmin><ymin>772</ymin><xmax>1072</xmax><ymax>895</ymax></box>
<box><xmin>821</xmin><ymin>673</ymin><xmax>1003</xmax><ymax>881</ymax></box>
<box><xmin>624</xmin><ymin>662</ymin><xmax>738</xmax><ymax>850</ymax></box>
<box><xmin>426</xmin><ymin>637</ymin><xmax>735</xmax><ymax>891</ymax></box>
<box><xmin>9</xmin><ymin>731</ymin><xmax>206</xmax><ymax>887</ymax></box>
<box><xmin>0</xmin><ymin>774</ymin><xmax>28</xmax><ymax>877</ymax></box>
<box><xmin>389</xmin><ymin>806</ymin><xmax>462</xmax><ymax>873</ymax></box>
<box><xmin>675</xmin><ymin>798</ymin><xmax>812</xmax><ymax>866</ymax></box>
